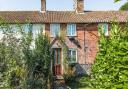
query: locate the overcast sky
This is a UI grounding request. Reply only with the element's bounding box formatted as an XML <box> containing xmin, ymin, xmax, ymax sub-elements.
<box><xmin>0</xmin><ymin>0</ymin><xmax>127</xmax><ymax>11</ymax></box>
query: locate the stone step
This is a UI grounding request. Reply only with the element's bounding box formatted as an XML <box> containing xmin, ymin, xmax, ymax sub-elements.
<box><xmin>53</xmin><ymin>78</ymin><xmax>67</xmax><ymax>89</ymax></box>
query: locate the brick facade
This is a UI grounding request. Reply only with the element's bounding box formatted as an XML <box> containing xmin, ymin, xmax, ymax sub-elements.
<box><xmin>45</xmin><ymin>23</ymin><xmax>99</xmax><ymax>64</ymax></box>
<box><xmin>0</xmin><ymin>0</ymin><xmax>127</xmax><ymax>76</ymax></box>
<box><xmin>45</xmin><ymin>23</ymin><xmax>100</xmax><ymax>75</ymax></box>
<box><xmin>77</xmin><ymin>23</ymin><xmax>99</xmax><ymax>64</ymax></box>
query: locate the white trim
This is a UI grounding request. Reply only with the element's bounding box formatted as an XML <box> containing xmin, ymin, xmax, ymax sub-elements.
<box><xmin>50</xmin><ymin>24</ymin><xmax>60</xmax><ymax>37</ymax></box>
<box><xmin>104</xmin><ymin>24</ymin><xmax>109</xmax><ymax>36</ymax></box>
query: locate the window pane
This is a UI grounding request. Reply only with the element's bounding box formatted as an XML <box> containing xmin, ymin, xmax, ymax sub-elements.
<box><xmin>23</xmin><ymin>24</ymin><xmax>31</xmax><ymax>33</ymax></box>
<box><xmin>68</xmin><ymin>49</ymin><xmax>77</xmax><ymax>63</ymax></box>
<box><xmin>32</xmin><ymin>24</ymin><xmax>44</xmax><ymax>38</ymax></box>
<box><xmin>50</xmin><ymin>24</ymin><xmax>60</xmax><ymax>37</ymax></box>
<box><xmin>72</xmin><ymin>50</ymin><xmax>76</xmax><ymax>56</ymax></box>
<box><xmin>72</xmin><ymin>50</ymin><xmax>76</xmax><ymax>62</ymax></box>
<box><xmin>72</xmin><ymin>24</ymin><xmax>76</xmax><ymax>36</ymax></box>
<box><xmin>104</xmin><ymin>24</ymin><xmax>109</xmax><ymax>36</ymax></box>
<box><xmin>67</xmin><ymin>24</ymin><xmax>71</xmax><ymax>36</ymax></box>
<box><xmin>98</xmin><ymin>23</ymin><xmax>108</xmax><ymax>36</ymax></box>
<box><xmin>68</xmin><ymin>50</ymin><xmax>72</xmax><ymax>62</ymax></box>
<box><xmin>67</xmin><ymin>24</ymin><xmax>76</xmax><ymax>36</ymax></box>
<box><xmin>31</xmin><ymin>24</ymin><xmax>45</xmax><ymax>48</ymax></box>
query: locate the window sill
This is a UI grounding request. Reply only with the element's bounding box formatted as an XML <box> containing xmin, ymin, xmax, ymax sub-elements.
<box><xmin>50</xmin><ymin>36</ymin><xmax>60</xmax><ymax>38</ymax></box>
<box><xmin>67</xmin><ymin>35</ymin><xmax>77</xmax><ymax>37</ymax></box>
<box><xmin>98</xmin><ymin>35</ymin><xmax>109</xmax><ymax>37</ymax></box>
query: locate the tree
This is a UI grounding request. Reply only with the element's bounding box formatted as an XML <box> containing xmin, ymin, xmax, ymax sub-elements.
<box><xmin>25</xmin><ymin>33</ymin><xmax>52</xmax><ymax>89</ymax></box>
<box><xmin>120</xmin><ymin>2</ymin><xmax>128</xmax><ymax>10</ymax></box>
<box><xmin>89</xmin><ymin>22</ymin><xmax>128</xmax><ymax>89</ymax></box>
<box><xmin>114</xmin><ymin>0</ymin><xmax>122</xmax><ymax>2</ymax></box>
<box><xmin>114</xmin><ymin>0</ymin><xmax>128</xmax><ymax>10</ymax></box>
<box><xmin>0</xmin><ymin>22</ymin><xmax>52</xmax><ymax>89</ymax></box>
<box><xmin>0</xmin><ymin>23</ymin><xmax>28</xmax><ymax>89</ymax></box>
<box><xmin>114</xmin><ymin>0</ymin><xmax>128</xmax><ymax>2</ymax></box>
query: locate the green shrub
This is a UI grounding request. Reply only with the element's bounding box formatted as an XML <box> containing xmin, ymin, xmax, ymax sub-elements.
<box><xmin>64</xmin><ymin>74</ymin><xmax>77</xmax><ymax>83</ymax></box>
<box><xmin>89</xmin><ymin>22</ymin><xmax>128</xmax><ymax>89</ymax></box>
<box><xmin>0</xmin><ymin>23</ymin><xmax>52</xmax><ymax>89</ymax></box>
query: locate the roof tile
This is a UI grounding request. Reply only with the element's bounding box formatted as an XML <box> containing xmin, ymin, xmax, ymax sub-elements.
<box><xmin>0</xmin><ymin>11</ymin><xmax>128</xmax><ymax>23</ymax></box>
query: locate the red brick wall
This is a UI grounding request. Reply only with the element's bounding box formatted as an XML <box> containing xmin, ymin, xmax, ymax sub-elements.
<box><xmin>77</xmin><ymin>24</ymin><xmax>99</xmax><ymax>64</ymax></box>
<box><xmin>45</xmin><ymin>23</ymin><xmax>99</xmax><ymax>64</ymax></box>
<box><xmin>45</xmin><ymin>23</ymin><xmax>50</xmax><ymax>36</ymax></box>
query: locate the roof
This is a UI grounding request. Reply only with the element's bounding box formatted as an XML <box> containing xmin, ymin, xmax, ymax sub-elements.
<box><xmin>0</xmin><ymin>11</ymin><xmax>128</xmax><ymax>23</ymax></box>
<box><xmin>0</xmin><ymin>11</ymin><xmax>43</xmax><ymax>23</ymax></box>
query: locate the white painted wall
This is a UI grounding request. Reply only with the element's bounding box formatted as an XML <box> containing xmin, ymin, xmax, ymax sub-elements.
<box><xmin>0</xmin><ymin>24</ymin><xmax>45</xmax><ymax>48</ymax></box>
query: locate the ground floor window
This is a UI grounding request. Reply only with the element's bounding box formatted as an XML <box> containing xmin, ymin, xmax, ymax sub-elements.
<box><xmin>98</xmin><ymin>23</ymin><xmax>109</xmax><ymax>36</ymax></box>
<box><xmin>68</xmin><ymin>49</ymin><xmax>77</xmax><ymax>63</ymax></box>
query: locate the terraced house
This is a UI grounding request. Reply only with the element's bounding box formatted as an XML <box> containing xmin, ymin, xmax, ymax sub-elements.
<box><xmin>0</xmin><ymin>0</ymin><xmax>128</xmax><ymax>76</ymax></box>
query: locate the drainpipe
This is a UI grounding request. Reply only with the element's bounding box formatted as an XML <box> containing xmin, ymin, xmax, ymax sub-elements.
<box><xmin>84</xmin><ymin>24</ymin><xmax>89</xmax><ymax>64</ymax></box>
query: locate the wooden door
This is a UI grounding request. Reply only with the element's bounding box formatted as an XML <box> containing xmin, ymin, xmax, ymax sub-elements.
<box><xmin>53</xmin><ymin>48</ymin><xmax>62</xmax><ymax>75</ymax></box>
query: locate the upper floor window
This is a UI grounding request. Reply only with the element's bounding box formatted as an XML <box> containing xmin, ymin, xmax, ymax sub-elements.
<box><xmin>67</xmin><ymin>24</ymin><xmax>76</xmax><ymax>36</ymax></box>
<box><xmin>98</xmin><ymin>23</ymin><xmax>109</xmax><ymax>36</ymax></box>
<box><xmin>68</xmin><ymin>49</ymin><xmax>77</xmax><ymax>63</ymax></box>
<box><xmin>50</xmin><ymin>24</ymin><xmax>60</xmax><ymax>37</ymax></box>
<box><xmin>22</xmin><ymin>24</ymin><xmax>45</xmax><ymax>39</ymax></box>
<box><xmin>32</xmin><ymin>24</ymin><xmax>45</xmax><ymax>39</ymax></box>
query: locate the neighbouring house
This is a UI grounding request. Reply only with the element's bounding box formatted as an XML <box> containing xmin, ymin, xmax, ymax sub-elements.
<box><xmin>0</xmin><ymin>0</ymin><xmax>128</xmax><ymax>76</ymax></box>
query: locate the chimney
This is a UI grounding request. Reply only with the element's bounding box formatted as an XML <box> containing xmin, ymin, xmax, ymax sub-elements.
<box><xmin>74</xmin><ymin>0</ymin><xmax>84</xmax><ymax>13</ymax></box>
<box><xmin>41</xmin><ymin>0</ymin><xmax>46</xmax><ymax>13</ymax></box>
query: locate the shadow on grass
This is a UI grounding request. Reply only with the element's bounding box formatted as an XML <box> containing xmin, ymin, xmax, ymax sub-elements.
<box><xmin>65</xmin><ymin>76</ymin><xmax>91</xmax><ymax>89</ymax></box>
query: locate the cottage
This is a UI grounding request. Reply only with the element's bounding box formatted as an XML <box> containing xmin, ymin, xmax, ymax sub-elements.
<box><xmin>0</xmin><ymin>0</ymin><xmax>128</xmax><ymax>76</ymax></box>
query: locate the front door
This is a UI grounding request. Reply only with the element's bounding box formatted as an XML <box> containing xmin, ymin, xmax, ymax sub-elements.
<box><xmin>53</xmin><ymin>48</ymin><xmax>62</xmax><ymax>75</ymax></box>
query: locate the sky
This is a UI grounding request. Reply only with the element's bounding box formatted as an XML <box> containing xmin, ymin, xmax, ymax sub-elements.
<box><xmin>0</xmin><ymin>0</ymin><xmax>127</xmax><ymax>11</ymax></box>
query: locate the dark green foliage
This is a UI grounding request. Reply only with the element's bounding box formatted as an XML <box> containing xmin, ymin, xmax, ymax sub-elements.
<box><xmin>0</xmin><ymin>23</ymin><xmax>52</xmax><ymax>89</ymax></box>
<box><xmin>115</xmin><ymin>0</ymin><xmax>128</xmax><ymax>10</ymax></box>
<box><xmin>120</xmin><ymin>2</ymin><xmax>128</xmax><ymax>10</ymax></box>
<box><xmin>89</xmin><ymin>22</ymin><xmax>128</xmax><ymax>89</ymax></box>
<box><xmin>64</xmin><ymin>75</ymin><xmax>91</xmax><ymax>89</ymax></box>
<box><xmin>114</xmin><ymin>0</ymin><xmax>121</xmax><ymax>2</ymax></box>
<box><xmin>0</xmin><ymin>24</ymin><xmax>27</xmax><ymax>89</ymax></box>
<box><xmin>114</xmin><ymin>0</ymin><xmax>128</xmax><ymax>2</ymax></box>
<box><xmin>25</xmin><ymin>33</ymin><xmax>52</xmax><ymax>89</ymax></box>
<box><xmin>64</xmin><ymin>74</ymin><xmax>77</xmax><ymax>83</ymax></box>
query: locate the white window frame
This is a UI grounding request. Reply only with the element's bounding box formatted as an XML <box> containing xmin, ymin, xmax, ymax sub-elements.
<box><xmin>29</xmin><ymin>24</ymin><xmax>45</xmax><ymax>49</ymax></box>
<box><xmin>68</xmin><ymin>48</ymin><xmax>77</xmax><ymax>63</ymax></box>
<box><xmin>67</xmin><ymin>24</ymin><xmax>77</xmax><ymax>36</ymax></box>
<box><xmin>32</xmin><ymin>24</ymin><xmax>45</xmax><ymax>38</ymax></box>
<box><xmin>98</xmin><ymin>23</ymin><xmax>109</xmax><ymax>36</ymax></box>
<box><xmin>50</xmin><ymin>24</ymin><xmax>60</xmax><ymax>37</ymax></box>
